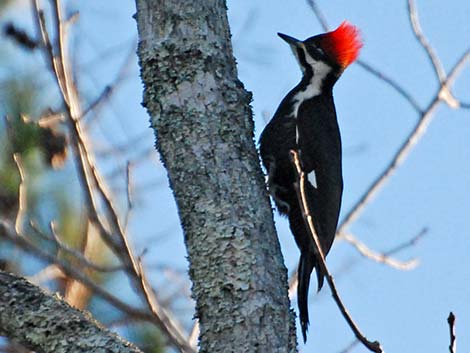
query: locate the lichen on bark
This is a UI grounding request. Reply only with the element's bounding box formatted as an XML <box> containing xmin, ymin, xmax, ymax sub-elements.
<box><xmin>135</xmin><ymin>0</ymin><xmax>297</xmax><ymax>352</ymax></box>
<box><xmin>0</xmin><ymin>271</ymin><xmax>142</xmax><ymax>353</ymax></box>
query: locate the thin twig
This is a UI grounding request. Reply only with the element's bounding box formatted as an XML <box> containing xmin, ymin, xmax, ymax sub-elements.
<box><xmin>188</xmin><ymin>321</ymin><xmax>200</xmax><ymax>349</ymax></box>
<box><xmin>51</xmin><ymin>0</ymin><xmax>72</xmax><ymax>103</ymax></box>
<box><xmin>136</xmin><ymin>258</ymin><xmax>197</xmax><ymax>353</ymax></box>
<box><xmin>31</xmin><ymin>2</ymin><xmax>195</xmax><ymax>352</ymax></box>
<box><xmin>338</xmin><ymin>96</ymin><xmax>440</xmax><ymax>233</ymax></box>
<box><xmin>82</xmin><ymin>42</ymin><xmax>136</xmax><ymax>122</ymax></box>
<box><xmin>448</xmin><ymin>312</ymin><xmax>456</xmax><ymax>353</ymax></box>
<box><xmin>1</xmin><ymin>219</ymin><xmax>194</xmax><ymax>351</ymax></box>
<box><xmin>338</xmin><ymin>339</ymin><xmax>359</xmax><ymax>353</ymax></box>
<box><xmin>31</xmin><ymin>1</ymin><xmax>67</xmax><ymax>100</ymax></box>
<box><xmin>32</xmin><ymin>0</ymin><xmax>118</xmax><ymax>251</ymax></box>
<box><xmin>356</xmin><ymin>60</ymin><xmax>423</xmax><ymax>113</ymax></box>
<box><xmin>3</xmin><ymin>22</ymin><xmax>39</xmax><ymax>50</ymax></box>
<box><xmin>338</xmin><ymin>51</ymin><xmax>470</xmax><ymax>234</ymax></box>
<box><xmin>306</xmin><ymin>0</ymin><xmax>328</xmax><ymax>31</ymax></box>
<box><xmin>105</xmin><ymin>147</ymin><xmax>154</xmax><ymax>180</ymax></box>
<box><xmin>124</xmin><ymin>161</ymin><xmax>133</xmax><ymax>229</ymax></box>
<box><xmin>444</xmin><ymin>50</ymin><xmax>470</xmax><ymax>87</ymax></box>
<box><xmin>94</xmin><ymin>131</ymin><xmax>151</xmax><ymax>157</ymax></box>
<box><xmin>27</xmin><ymin>264</ymin><xmax>66</xmax><ymax>284</ymax></box>
<box><xmin>341</xmin><ymin>233</ymin><xmax>419</xmax><ymax>270</ymax></box>
<box><xmin>13</xmin><ymin>154</ymin><xmax>27</xmax><ymax>234</ymax></box>
<box><xmin>383</xmin><ymin>227</ymin><xmax>427</xmax><ymax>256</ymax></box>
<box><xmin>29</xmin><ymin>221</ymin><xmax>125</xmax><ymax>272</ymax></box>
<box><xmin>0</xmin><ymin>220</ymin><xmax>152</xmax><ymax>321</ymax></box>
<box><xmin>407</xmin><ymin>0</ymin><xmax>446</xmax><ymax>83</ymax></box>
<box><xmin>306</xmin><ymin>0</ymin><xmax>422</xmax><ymax>113</ymax></box>
<box><xmin>438</xmin><ymin>49</ymin><xmax>470</xmax><ymax>109</ymax></box>
<box><xmin>290</xmin><ymin>150</ymin><xmax>383</xmax><ymax>353</ymax></box>
<box><xmin>460</xmin><ymin>101</ymin><xmax>470</xmax><ymax>109</ymax></box>
<box><xmin>287</xmin><ymin>226</ymin><xmax>422</xmax><ymax>298</ymax></box>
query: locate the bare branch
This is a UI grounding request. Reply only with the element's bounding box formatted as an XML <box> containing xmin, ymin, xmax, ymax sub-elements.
<box><xmin>438</xmin><ymin>50</ymin><xmax>470</xmax><ymax>109</ymax></box>
<box><xmin>82</xmin><ymin>43</ymin><xmax>136</xmax><ymax>122</ymax></box>
<box><xmin>29</xmin><ymin>221</ymin><xmax>125</xmax><ymax>273</ymax></box>
<box><xmin>0</xmin><ymin>220</ymin><xmax>152</xmax><ymax>321</ymax></box>
<box><xmin>124</xmin><ymin>161</ymin><xmax>133</xmax><ymax>229</ymax></box>
<box><xmin>383</xmin><ymin>227</ymin><xmax>427</xmax><ymax>256</ymax></box>
<box><xmin>338</xmin><ymin>339</ymin><xmax>359</xmax><ymax>353</ymax></box>
<box><xmin>337</xmin><ymin>97</ymin><xmax>439</xmax><ymax>233</ymax></box>
<box><xmin>448</xmin><ymin>312</ymin><xmax>456</xmax><ymax>353</ymax></box>
<box><xmin>290</xmin><ymin>151</ymin><xmax>383</xmax><ymax>353</ymax></box>
<box><xmin>306</xmin><ymin>0</ymin><xmax>422</xmax><ymax>113</ymax></box>
<box><xmin>445</xmin><ymin>49</ymin><xmax>470</xmax><ymax>87</ymax></box>
<box><xmin>188</xmin><ymin>321</ymin><xmax>200</xmax><ymax>349</ymax></box>
<box><xmin>306</xmin><ymin>0</ymin><xmax>328</xmax><ymax>31</ymax></box>
<box><xmin>356</xmin><ymin>60</ymin><xmax>423</xmax><ymax>113</ymax></box>
<box><xmin>31</xmin><ymin>1</ymin><xmax>67</xmax><ymax>100</ymax></box>
<box><xmin>460</xmin><ymin>101</ymin><xmax>470</xmax><ymax>109</ymax></box>
<box><xmin>0</xmin><ymin>271</ymin><xmax>144</xmax><ymax>353</ymax></box>
<box><xmin>135</xmin><ymin>258</ymin><xmax>197</xmax><ymax>353</ymax></box>
<box><xmin>292</xmin><ymin>9</ymin><xmax>470</xmax><ymax>336</ymax></box>
<box><xmin>338</xmin><ymin>50</ymin><xmax>470</xmax><ymax>234</ymax></box>
<box><xmin>341</xmin><ymin>233</ymin><xmax>419</xmax><ymax>270</ymax></box>
<box><xmin>13</xmin><ymin>154</ymin><xmax>27</xmax><ymax>234</ymax></box>
<box><xmin>30</xmin><ymin>2</ymin><xmax>195</xmax><ymax>351</ymax></box>
<box><xmin>289</xmin><ymin>227</ymin><xmax>425</xmax><ymax>297</ymax></box>
<box><xmin>27</xmin><ymin>264</ymin><xmax>66</xmax><ymax>285</ymax></box>
<box><xmin>50</xmin><ymin>0</ymin><xmax>70</xmax><ymax>100</ymax></box>
<box><xmin>407</xmin><ymin>0</ymin><xmax>446</xmax><ymax>83</ymax></box>
<box><xmin>3</xmin><ymin>22</ymin><xmax>39</xmax><ymax>50</ymax></box>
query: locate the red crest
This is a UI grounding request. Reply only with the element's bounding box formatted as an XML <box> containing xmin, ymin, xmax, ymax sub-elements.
<box><xmin>319</xmin><ymin>21</ymin><xmax>363</xmax><ymax>68</ymax></box>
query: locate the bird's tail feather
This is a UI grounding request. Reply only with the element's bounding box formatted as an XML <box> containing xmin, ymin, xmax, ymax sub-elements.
<box><xmin>298</xmin><ymin>252</ymin><xmax>315</xmax><ymax>343</ymax></box>
<box><xmin>315</xmin><ymin>258</ymin><xmax>326</xmax><ymax>292</ymax></box>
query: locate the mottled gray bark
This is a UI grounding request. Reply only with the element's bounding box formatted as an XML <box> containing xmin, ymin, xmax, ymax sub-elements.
<box><xmin>134</xmin><ymin>0</ymin><xmax>297</xmax><ymax>352</ymax></box>
<box><xmin>0</xmin><ymin>271</ymin><xmax>142</xmax><ymax>353</ymax></box>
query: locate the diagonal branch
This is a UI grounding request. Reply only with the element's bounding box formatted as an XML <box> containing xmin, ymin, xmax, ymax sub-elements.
<box><xmin>13</xmin><ymin>154</ymin><xmax>27</xmax><ymax>234</ymax></box>
<box><xmin>341</xmin><ymin>233</ymin><xmax>419</xmax><ymax>270</ymax></box>
<box><xmin>306</xmin><ymin>0</ymin><xmax>328</xmax><ymax>32</ymax></box>
<box><xmin>30</xmin><ymin>2</ymin><xmax>195</xmax><ymax>352</ymax></box>
<box><xmin>383</xmin><ymin>227</ymin><xmax>427</xmax><ymax>256</ymax></box>
<box><xmin>355</xmin><ymin>60</ymin><xmax>423</xmax><ymax>113</ymax></box>
<box><xmin>0</xmin><ymin>220</ymin><xmax>152</xmax><ymax>320</ymax></box>
<box><xmin>290</xmin><ymin>150</ymin><xmax>383</xmax><ymax>353</ymax></box>
<box><xmin>0</xmin><ymin>271</ymin><xmax>144</xmax><ymax>353</ymax></box>
<box><xmin>29</xmin><ymin>221</ymin><xmax>125</xmax><ymax>273</ymax></box>
<box><xmin>338</xmin><ymin>96</ymin><xmax>439</xmax><ymax>233</ymax></box>
<box><xmin>407</xmin><ymin>0</ymin><xmax>446</xmax><ymax>84</ymax></box>
<box><xmin>338</xmin><ymin>51</ymin><xmax>470</xmax><ymax>234</ymax></box>
<box><xmin>306</xmin><ymin>0</ymin><xmax>422</xmax><ymax>113</ymax></box>
<box><xmin>82</xmin><ymin>42</ymin><xmax>136</xmax><ymax>123</ymax></box>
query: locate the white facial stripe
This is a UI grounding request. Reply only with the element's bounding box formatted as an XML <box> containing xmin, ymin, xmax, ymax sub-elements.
<box><xmin>307</xmin><ymin>170</ymin><xmax>318</xmax><ymax>189</ymax></box>
<box><xmin>290</xmin><ymin>46</ymin><xmax>332</xmax><ymax>118</ymax></box>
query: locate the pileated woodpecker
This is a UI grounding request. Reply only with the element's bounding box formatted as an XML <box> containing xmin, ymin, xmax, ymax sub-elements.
<box><xmin>259</xmin><ymin>22</ymin><xmax>362</xmax><ymax>342</ymax></box>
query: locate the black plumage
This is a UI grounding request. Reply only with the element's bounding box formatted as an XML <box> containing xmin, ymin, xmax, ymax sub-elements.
<box><xmin>259</xmin><ymin>25</ymin><xmax>361</xmax><ymax>342</ymax></box>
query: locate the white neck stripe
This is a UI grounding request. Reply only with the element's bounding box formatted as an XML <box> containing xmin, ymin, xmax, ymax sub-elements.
<box><xmin>290</xmin><ymin>48</ymin><xmax>332</xmax><ymax>118</ymax></box>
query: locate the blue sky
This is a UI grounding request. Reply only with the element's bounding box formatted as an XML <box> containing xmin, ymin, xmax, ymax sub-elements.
<box><xmin>3</xmin><ymin>1</ymin><xmax>470</xmax><ymax>352</ymax></box>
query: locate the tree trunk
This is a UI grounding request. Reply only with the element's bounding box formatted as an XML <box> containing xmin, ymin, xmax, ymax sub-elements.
<box><xmin>0</xmin><ymin>271</ymin><xmax>142</xmax><ymax>353</ymax></box>
<box><xmin>134</xmin><ymin>0</ymin><xmax>297</xmax><ymax>352</ymax></box>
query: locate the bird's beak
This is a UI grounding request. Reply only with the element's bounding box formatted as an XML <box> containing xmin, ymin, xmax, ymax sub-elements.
<box><xmin>277</xmin><ymin>33</ymin><xmax>301</xmax><ymax>47</ymax></box>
